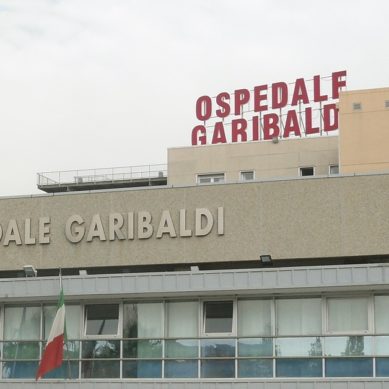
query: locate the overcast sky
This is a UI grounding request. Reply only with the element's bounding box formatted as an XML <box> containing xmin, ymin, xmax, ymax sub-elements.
<box><xmin>0</xmin><ymin>0</ymin><xmax>388</xmax><ymax>196</ymax></box>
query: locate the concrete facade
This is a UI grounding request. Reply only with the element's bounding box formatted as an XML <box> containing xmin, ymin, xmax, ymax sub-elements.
<box><xmin>1</xmin><ymin>173</ymin><xmax>389</xmax><ymax>271</ymax></box>
<box><xmin>168</xmin><ymin>137</ymin><xmax>339</xmax><ymax>186</ymax></box>
<box><xmin>339</xmin><ymin>87</ymin><xmax>389</xmax><ymax>174</ymax></box>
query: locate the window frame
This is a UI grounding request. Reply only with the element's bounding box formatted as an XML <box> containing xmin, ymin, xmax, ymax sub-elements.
<box><xmin>299</xmin><ymin>166</ymin><xmax>315</xmax><ymax>177</ymax></box>
<box><xmin>200</xmin><ymin>298</ymin><xmax>237</xmax><ymax>337</ymax></box>
<box><xmin>240</xmin><ymin>170</ymin><xmax>255</xmax><ymax>182</ymax></box>
<box><xmin>324</xmin><ymin>296</ymin><xmax>374</xmax><ymax>335</ymax></box>
<box><xmin>83</xmin><ymin>302</ymin><xmax>122</xmax><ymax>339</ymax></box>
<box><xmin>196</xmin><ymin>173</ymin><xmax>225</xmax><ymax>185</ymax></box>
<box><xmin>329</xmin><ymin>164</ymin><xmax>339</xmax><ymax>175</ymax></box>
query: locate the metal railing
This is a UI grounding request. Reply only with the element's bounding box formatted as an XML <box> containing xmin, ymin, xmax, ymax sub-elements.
<box><xmin>37</xmin><ymin>164</ymin><xmax>168</xmax><ymax>187</ymax></box>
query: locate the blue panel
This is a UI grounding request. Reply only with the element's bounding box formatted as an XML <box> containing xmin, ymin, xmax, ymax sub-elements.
<box><xmin>2</xmin><ymin>361</ymin><xmax>39</xmax><ymax>379</ymax></box>
<box><xmin>238</xmin><ymin>359</ymin><xmax>273</xmax><ymax>377</ymax></box>
<box><xmin>325</xmin><ymin>358</ymin><xmax>373</xmax><ymax>377</ymax></box>
<box><xmin>43</xmin><ymin>361</ymin><xmax>79</xmax><ymax>379</ymax></box>
<box><xmin>276</xmin><ymin>358</ymin><xmax>322</xmax><ymax>377</ymax></box>
<box><xmin>201</xmin><ymin>359</ymin><xmax>235</xmax><ymax>378</ymax></box>
<box><xmin>123</xmin><ymin>360</ymin><xmax>162</xmax><ymax>378</ymax></box>
<box><xmin>165</xmin><ymin>360</ymin><xmax>198</xmax><ymax>378</ymax></box>
<box><xmin>376</xmin><ymin>358</ymin><xmax>389</xmax><ymax>376</ymax></box>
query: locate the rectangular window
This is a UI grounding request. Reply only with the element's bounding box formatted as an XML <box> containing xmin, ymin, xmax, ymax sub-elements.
<box><xmin>240</xmin><ymin>170</ymin><xmax>254</xmax><ymax>181</ymax></box>
<box><xmin>238</xmin><ymin>299</ymin><xmax>271</xmax><ymax>336</ymax></box>
<box><xmin>166</xmin><ymin>301</ymin><xmax>198</xmax><ymax>337</ymax></box>
<box><xmin>329</xmin><ymin>164</ymin><xmax>339</xmax><ymax>175</ymax></box>
<box><xmin>385</xmin><ymin>100</ymin><xmax>389</xmax><ymax>109</ymax></box>
<box><xmin>197</xmin><ymin>173</ymin><xmax>225</xmax><ymax>184</ymax></box>
<box><xmin>123</xmin><ymin>302</ymin><xmax>163</xmax><ymax>338</ymax></box>
<box><xmin>327</xmin><ymin>297</ymin><xmax>369</xmax><ymax>333</ymax></box>
<box><xmin>299</xmin><ymin>167</ymin><xmax>314</xmax><ymax>177</ymax></box>
<box><xmin>276</xmin><ymin>298</ymin><xmax>321</xmax><ymax>336</ymax></box>
<box><xmin>375</xmin><ymin>296</ymin><xmax>389</xmax><ymax>333</ymax></box>
<box><xmin>203</xmin><ymin>301</ymin><xmax>233</xmax><ymax>334</ymax></box>
<box><xmin>353</xmin><ymin>102</ymin><xmax>362</xmax><ymax>111</ymax></box>
<box><xmin>85</xmin><ymin>304</ymin><xmax>119</xmax><ymax>336</ymax></box>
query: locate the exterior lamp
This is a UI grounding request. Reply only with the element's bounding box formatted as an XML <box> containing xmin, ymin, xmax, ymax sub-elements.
<box><xmin>23</xmin><ymin>265</ymin><xmax>37</xmax><ymax>277</ymax></box>
<box><xmin>260</xmin><ymin>255</ymin><xmax>273</xmax><ymax>266</ymax></box>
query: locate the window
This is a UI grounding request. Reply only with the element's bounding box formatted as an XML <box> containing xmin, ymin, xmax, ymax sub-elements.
<box><xmin>166</xmin><ymin>301</ymin><xmax>198</xmax><ymax>337</ymax></box>
<box><xmin>197</xmin><ymin>173</ymin><xmax>225</xmax><ymax>184</ymax></box>
<box><xmin>299</xmin><ymin>167</ymin><xmax>314</xmax><ymax>177</ymax></box>
<box><xmin>238</xmin><ymin>299</ymin><xmax>272</xmax><ymax>336</ymax></box>
<box><xmin>385</xmin><ymin>100</ymin><xmax>389</xmax><ymax>109</ymax></box>
<box><xmin>85</xmin><ymin>304</ymin><xmax>119</xmax><ymax>336</ymax></box>
<box><xmin>327</xmin><ymin>297</ymin><xmax>369</xmax><ymax>333</ymax></box>
<box><xmin>276</xmin><ymin>298</ymin><xmax>322</xmax><ymax>336</ymax></box>
<box><xmin>353</xmin><ymin>102</ymin><xmax>362</xmax><ymax>111</ymax></box>
<box><xmin>329</xmin><ymin>165</ymin><xmax>339</xmax><ymax>175</ymax></box>
<box><xmin>240</xmin><ymin>170</ymin><xmax>255</xmax><ymax>181</ymax></box>
<box><xmin>203</xmin><ymin>301</ymin><xmax>233</xmax><ymax>334</ymax></box>
<box><xmin>375</xmin><ymin>296</ymin><xmax>389</xmax><ymax>333</ymax></box>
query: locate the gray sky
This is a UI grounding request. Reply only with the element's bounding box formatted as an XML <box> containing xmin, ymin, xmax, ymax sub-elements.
<box><xmin>0</xmin><ymin>0</ymin><xmax>388</xmax><ymax>196</ymax></box>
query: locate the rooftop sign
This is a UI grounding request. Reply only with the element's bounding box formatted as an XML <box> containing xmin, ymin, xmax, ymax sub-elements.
<box><xmin>192</xmin><ymin>70</ymin><xmax>347</xmax><ymax>145</ymax></box>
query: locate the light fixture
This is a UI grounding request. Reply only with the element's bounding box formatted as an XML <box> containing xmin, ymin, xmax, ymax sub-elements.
<box><xmin>190</xmin><ymin>266</ymin><xmax>200</xmax><ymax>272</ymax></box>
<box><xmin>260</xmin><ymin>255</ymin><xmax>272</xmax><ymax>266</ymax></box>
<box><xmin>23</xmin><ymin>265</ymin><xmax>37</xmax><ymax>277</ymax></box>
<box><xmin>79</xmin><ymin>269</ymin><xmax>88</xmax><ymax>276</ymax></box>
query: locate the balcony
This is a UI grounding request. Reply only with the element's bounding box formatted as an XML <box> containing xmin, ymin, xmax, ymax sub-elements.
<box><xmin>37</xmin><ymin>164</ymin><xmax>167</xmax><ymax>193</ymax></box>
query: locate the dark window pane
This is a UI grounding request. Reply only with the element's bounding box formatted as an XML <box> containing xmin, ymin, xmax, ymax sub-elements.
<box><xmin>3</xmin><ymin>342</ymin><xmax>40</xmax><ymax>359</ymax></box>
<box><xmin>238</xmin><ymin>359</ymin><xmax>273</xmax><ymax>377</ymax></box>
<box><xmin>201</xmin><ymin>339</ymin><xmax>235</xmax><ymax>357</ymax></box>
<box><xmin>204</xmin><ymin>301</ymin><xmax>233</xmax><ymax>333</ymax></box>
<box><xmin>85</xmin><ymin>304</ymin><xmax>119</xmax><ymax>335</ymax></box>
<box><xmin>82</xmin><ymin>340</ymin><xmax>120</xmax><ymax>359</ymax></box>
<box><xmin>123</xmin><ymin>339</ymin><xmax>162</xmax><ymax>358</ymax></box>
<box><xmin>238</xmin><ymin>338</ymin><xmax>273</xmax><ymax>357</ymax></box>
<box><xmin>42</xmin><ymin>361</ymin><xmax>79</xmax><ymax>379</ymax></box>
<box><xmin>276</xmin><ymin>358</ymin><xmax>322</xmax><ymax>377</ymax></box>
<box><xmin>81</xmin><ymin>360</ymin><xmax>120</xmax><ymax>378</ymax></box>
<box><xmin>3</xmin><ymin>361</ymin><xmax>39</xmax><ymax>379</ymax></box>
<box><xmin>201</xmin><ymin>359</ymin><xmax>235</xmax><ymax>378</ymax></box>
<box><xmin>325</xmin><ymin>358</ymin><xmax>373</xmax><ymax>377</ymax></box>
<box><xmin>123</xmin><ymin>360</ymin><xmax>162</xmax><ymax>378</ymax></box>
<box><xmin>165</xmin><ymin>339</ymin><xmax>198</xmax><ymax>358</ymax></box>
<box><xmin>64</xmin><ymin>340</ymin><xmax>80</xmax><ymax>359</ymax></box>
<box><xmin>376</xmin><ymin>358</ymin><xmax>389</xmax><ymax>376</ymax></box>
<box><xmin>165</xmin><ymin>360</ymin><xmax>198</xmax><ymax>378</ymax></box>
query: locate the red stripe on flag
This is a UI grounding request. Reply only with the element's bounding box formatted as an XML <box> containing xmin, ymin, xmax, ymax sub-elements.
<box><xmin>36</xmin><ymin>333</ymin><xmax>64</xmax><ymax>380</ymax></box>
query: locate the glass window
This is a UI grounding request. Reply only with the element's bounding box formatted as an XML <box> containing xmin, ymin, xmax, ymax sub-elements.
<box><xmin>375</xmin><ymin>296</ymin><xmax>389</xmax><ymax>333</ymax></box>
<box><xmin>325</xmin><ymin>336</ymin><xmax>372</xmax><ymax>356</ymax></box>
<box><xmin>276</xmin><ymin>359</ymin><xmax>322</xmax><ymax>377</ymax></box>
<box><xmin>165</xmin><ymin>339</ymin><xmax>198</xmax><ymax>358</ymax></box>
<box><xmin>299</xmin><ymin>167</ymin><xmax>314</xmax><ymax>176</ymax></box>
<box><xmin>238</xmin><ymin>299</ymin><xmax>271</xmax><ymax>336</ymax></box>
<box><xmin>327</xmin><ymin>297</ymin><xmax>369</xmax><ymax>333</ymax></box>
<box><xmin>240</xmin><ymin>170</ymin><xmax>254</xmax><ymax>181</ymax></box>
<box><xmin>201</xmin><ymin>360</ymin><xmax>234</xmax><ymax>378</ymax></box>
<box><xmin>275</xmin><ymin>337</ymin><xmax>322</xmax><ymax>357</ymax></box>
<box><xmin>325</xmin><ymin>358</ymin><xmax>373</xmax><ymax>377</ymax></box>
<box><xmin>2</xmin><ymin>361</ymin><xmax>39</xmax><ymax>379</ymax></box>
<box><xmin>197</xmin><ymin>173</ymin><xmax>225</xmax><ymax>185</ymax></box>
<box><xmin>4</xmin><ymin>306</ymin><xmax>41</xmax><ymax>340</ymax></box>
<box><xmin>329</xmin><ymin>165</ymin><xmax>339</xmax><ymax>175</ymax></box>
<box><xmin>85</xmin><ymin>304</ymin><xmax>119</xmax><ymax>336</ymax></box>
<box><xmin>238</xmin><ymin>359</ymin><xmax>272</xmax><ymax>378</ymax></box>
<box><xmin>82</xmin><ymin>360</ymin><xmax>120</xmax><ymax>378</ymax></box>
<box><xmin>201</xmin><ymin>339</ymin><xmax>235</xmax><ymax>358</ymax></box>
<box><xmin>376</xmin><ymin>358</ymin><xmax>389</xmax><ymax>376</ymax></box>
<box><xmin>44</xmin><ymin>304</ymin><xmax>80</xmax><ymax>340</ymax></box>
<box><xmin>203</xmin><ymin>301</ymin><xmax>233</xmax><ymax>334</ymax></box>
<box><xmin>123</xmin><ymin>339</ymin><xmax>162</xmax><ymax>358</ymax></box>
<box><xmin>123</xmin><ymin>302</ymin><xmax>163</xmax><ymax>338</ymax></box>
<box><xmin>238</xmin><ymin>338</ymin><xmax>273</xmax><ymax>357</ymax></box>
<box><xmin>82</xmin><ymin>340</ymin><xmax>120</xmax><ymax>359</ymax></box>
<box><xmin>276</xmin><ymin>298</ymin><xmax>321</xmax><ymax>335</ymax></box>
<box><xmin>167</xmin><ymin>301</ymin><xmax>198</xmax><ymax>337</ymax></box>
<box><xmin>165</xmin><ymin>360</ymin><xmax>198</xmax><ymax>378</ymax></box>
<box><xmin>123</xmin><ymin>360</ymin><xmax>162</xmax><ymax>378</ymax></box>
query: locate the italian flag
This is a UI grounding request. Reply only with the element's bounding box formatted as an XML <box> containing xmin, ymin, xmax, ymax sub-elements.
<box><xmin>36</xmin><ymin>288</ymin><xmax>66</xmax><ymax>380</ymax></box>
